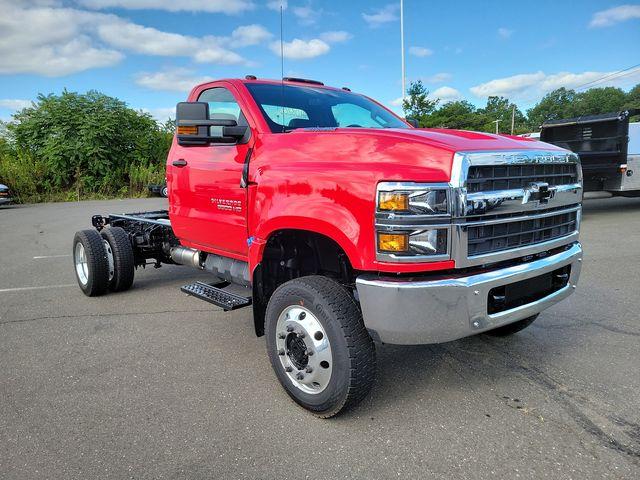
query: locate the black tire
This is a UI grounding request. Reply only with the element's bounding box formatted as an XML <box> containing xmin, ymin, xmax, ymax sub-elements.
<box><xmin>100</xmin><ymin>226</ymin><xmax>135</xmax><ymax>292</ymax></box>
<box><xmin>72</xmin><ymin>229</ymin><xmax>109</xmax><ymax>297</ymax></box>
<box><xmin>161</xmin><ymin>186</ymin><xmax>168</xmax><ymax>198</ymax></box>
<box><xmin>484</xmin><ymin>314</ymin><xmax>539</xmax><ymax>337</ymax></box>
<box><xmin>265</xmin><ymin>276</ymin><xmax>376</xmax><ymax>418</ymax></box>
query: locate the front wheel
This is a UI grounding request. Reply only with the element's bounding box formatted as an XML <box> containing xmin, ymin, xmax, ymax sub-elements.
<box><xmin>265</xmin><ymin>276</ymin><xmax>376</xmax><ymax>418</ymax></box>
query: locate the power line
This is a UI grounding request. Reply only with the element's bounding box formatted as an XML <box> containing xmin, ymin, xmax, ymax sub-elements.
<box><xmin>573</xmin><ymin>63</ymin><xmax>640</xmax><ymax>91</ymax></box>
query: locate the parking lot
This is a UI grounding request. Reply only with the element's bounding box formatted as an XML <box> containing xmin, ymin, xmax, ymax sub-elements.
<box><xmin>1</xmin><ymin>196</ymin><xmax>639</xmax><ymax>479</ymax></box>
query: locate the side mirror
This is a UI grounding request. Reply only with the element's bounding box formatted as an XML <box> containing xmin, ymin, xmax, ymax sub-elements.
<box><xmin>176</xmin><ymin>102</ymin><xmax>249</xmax><ymax>146</ymax></box>
<box><xmin>406</xmin><ymin>117</ymin><xmax>420</xmax><ymax>128</ymax></box>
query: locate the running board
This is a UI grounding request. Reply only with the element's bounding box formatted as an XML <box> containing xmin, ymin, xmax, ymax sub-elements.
<box><xmin>181</xmin><ymin>281</ymin><xmax>252</xmax><ymax>311</ymax></box>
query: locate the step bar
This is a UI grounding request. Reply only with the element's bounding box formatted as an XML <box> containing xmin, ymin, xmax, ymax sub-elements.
<box><xmin>181</xmin><ymin>281</ymin><xmax>252</xmax><ymax>311</ymax></box>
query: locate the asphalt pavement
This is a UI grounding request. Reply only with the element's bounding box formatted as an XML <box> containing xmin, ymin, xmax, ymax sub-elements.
<box><xmin>1</xmin><ymin>196</ymin><xmax>639</xmax><ymax>479</ymax></box>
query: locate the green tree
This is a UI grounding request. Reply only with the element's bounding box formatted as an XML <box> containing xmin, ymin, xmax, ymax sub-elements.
<box><xmin>477</xmin><ymin>96</ymin><xmax>527</xmax><ymax>134</ymax></box>
<box><xmin>526</xmin><ymin>87</ymin><xmax>578</xmax><ymax>128</ymax></box>
<box><xmin>423</xmin><ymin>101</ymin><xmax>486</xmax><ymax>130</ymax></box>
<box><xmin>402</xmin><ymin>80</ymin><xmax>439</xmax><ymax>125</ymax></box>
<box><xmin>622</xmin><ymin>83</ymin><xmax>640</xmax><ymax>119</ymax></box>
<box><xmin>573</xmin><ymin>86</ymin><xmax>627</xmax><ymax>116</ymax></box>
<box><xmin>8</xmin><ymin>90</ymin><xmax>169</xmax><ymax>197</ymax></box>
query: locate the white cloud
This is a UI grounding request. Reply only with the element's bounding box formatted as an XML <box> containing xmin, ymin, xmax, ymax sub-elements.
<box><xmin>270</xmin><ymin>38</ymin><xmax>330</xmax><ymax>60</ymax></box>
<box><xmin>0</xmin><ymin>99</ymin><xmax>32</xmax><ymax>111</ymax></box>
<box><xmin>422</xmin><ymin>72</ymin><xmax>452</xmax><ymax>83</ymax></box>
<box><xmin>135</xmin><ymin>68</ymin><xmax>215</xmax><ymax>92</ymax></box>
<box><xmin>0</xmin><ymin>4</ymin><xmax>124</xmax><ymax>76</ymax></box>
<box><xmin>97</xmin><ymin>21</ymin><xmax>248</xmax><ymax>65</ymax></box>
<box><xmin>497</xmin><ymin>27</ymin><xmax>513</xmax><ymax>39</ymax></box>
<box><xmin>409</xmin><ymin>46</ymin><xmax>433</xmax><ymax>57</ymax></box>
<box><xmin>292</xmin><ymin>6</ymin><xmax>321</xmax><ymax>25</ymax></box>
<box><xmin>319</xmin><ymin>31</ymin><xmax>352</xmax><ymax>43</ymax></box>
<box><xmin>78</xmin><ymin>0</ymin><xmax>254</xmax><ymax>14</ymax></box>
<box><xmin>470</xmin><ymin>68</ymin><xmax>640</xmax><ymax>101</ymax></box>
<box><xmin>231</xmin><ymin>24</ymin><xmax>272</xmax><ymax>47</ymax></box>
<box><xmin>266</xmin><ymin>0</ymin><xmax>286</xmax><ymax>10</ymax></box>
<box><xmin>362</xmin><ymin>4</ymin><xmax>398</xmax><ymax>27</ymax></box>
<box><xmin>430</xmin><ymin>86</ymin><xmax>462</xmax><ymax>102</ymax></box>
<box><xmin>0</xmin><ymin>2</ymin><xmax>263</xmax><ymax>76</ymax></box>
<box><xmin>589</xmin><ymin>4</ymin><xmax>640</xmax><ymax>27</ymax></box>
<box><xmin>142</xmin><ymin>107</ymin><xmax>176</xmax><ymax>123</ymax></box>
<box><xmin>390</xmin><ymin>97</ymin><xmax>404</xmax><ymax>107</ymax></box>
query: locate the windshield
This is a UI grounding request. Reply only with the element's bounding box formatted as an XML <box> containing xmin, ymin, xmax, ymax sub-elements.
<box><xmin>245</xmin><ymin>83</ymin><xmax>409</xmax><ymax>133</ymax></box>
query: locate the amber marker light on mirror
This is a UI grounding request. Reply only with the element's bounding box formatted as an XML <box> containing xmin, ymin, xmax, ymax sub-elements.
<box><xmin>377</xmin><ymin>233</ymin><xmax>409</xmax><ymax>253</ymax></box>
<box><xmin>378</xmin><ymin>192</ymin><xmax>409</xmax><ymax>211</ymax></box>
<box><xmin>177</xmin><ymin>125</ymin><xmax>198</xmax><ymax>135</ymax></box>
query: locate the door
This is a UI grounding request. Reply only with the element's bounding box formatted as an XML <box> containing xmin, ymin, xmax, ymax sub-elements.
<box><xmin>168</xmin><ymin>86</ymin><xmax>251</xmax><ymax>258</ymax></box>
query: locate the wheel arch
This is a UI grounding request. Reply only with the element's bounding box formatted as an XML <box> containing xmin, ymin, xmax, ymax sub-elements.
<box><xmin>251</xmin><ymin>227</ymin><xmax>357</xmax><ymax>337</ymax></box>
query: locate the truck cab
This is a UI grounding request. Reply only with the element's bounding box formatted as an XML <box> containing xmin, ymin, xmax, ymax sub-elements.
<box><xmin>74</xmin><ymin>77</ymin><xmax>583</xmax><ymax>417</ymax></box>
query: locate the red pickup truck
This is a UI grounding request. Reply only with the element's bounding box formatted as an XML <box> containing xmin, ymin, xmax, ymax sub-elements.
<box><xmin>73</xmin><ymin>77</ymin><xmax>583</xmax><ymax>417</ymax></box>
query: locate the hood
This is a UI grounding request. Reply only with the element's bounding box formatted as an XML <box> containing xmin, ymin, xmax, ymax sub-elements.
<box><xmin>257</xmin><ymin>127</ymin><xmax>569</xmax><ymax>185</ymax></box>
<box><xmin>322</xmin><ymin>127</ymin><xmax>567</xmax><ymax>153</ymax></box>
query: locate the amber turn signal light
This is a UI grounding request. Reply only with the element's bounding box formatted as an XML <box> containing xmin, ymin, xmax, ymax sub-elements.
<box><xmin>378</xmin><ymin>192</ymin><xmax>409</xmax><ymax>211</ymax></box>
<box><xmin>377</xmin><ymin>233</ymin><xmax>409</xmax><ymax>253</ymax></box>
<box><xmin>177</xmin><ymin>125</ymin><xmax>198</xmax><ymax>135</ymax></box>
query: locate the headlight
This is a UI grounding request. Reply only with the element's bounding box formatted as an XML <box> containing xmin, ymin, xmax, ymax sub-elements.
<box><xmin>377</xmin><ymin>184</ymin><xmax>449</xmax><ymax>215</ymax></box>
<box><xmin>375</xmin><ymin>182</ymin><xmax>451</xmax><ymax>262</ymax></box>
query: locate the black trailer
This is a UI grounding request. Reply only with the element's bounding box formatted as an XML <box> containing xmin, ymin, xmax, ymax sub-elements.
<box><xmin>540</xmin><ymin>109</ymin><xmax>639</xmax><ymax>195</ymax></box>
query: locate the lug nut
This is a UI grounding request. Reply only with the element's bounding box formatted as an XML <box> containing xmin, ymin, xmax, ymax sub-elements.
<box><xmin>278</xmin><ymin>349</ymin><xmax>285</xmax><ymax>356</ymax></box>
<box><xmin>296</xmin><ymin>372</ymin><xmax>305</xmax><ymax>380</ymax></box>
<box><xmin>286</xmin><ymin>325</ymin><xmax>294</xmax><ymax>333</ymax></box>
<box><xmin>305</xmin><ymin>350</ymin><xmax>314</xmax><ymax>356</ymax></box>
<box><xmin>298</xmin><ymin>311</ymin><xmax>306</xmax><ymax>320</ymax></box>
<box><xmin>285</xmin><ymin>366</ymin><xmax>293</xmax><ymax>372</ymax></box>
<box><xmin>305</xmin><ymin>366</ymin><xmax>313</xmax><ymax>373</ymax></box>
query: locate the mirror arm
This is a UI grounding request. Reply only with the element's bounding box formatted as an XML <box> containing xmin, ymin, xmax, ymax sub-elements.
<box><xmin>177</xmin><ymin>118</ymin><xmax>238</xmax><ymax>127</ymax></box>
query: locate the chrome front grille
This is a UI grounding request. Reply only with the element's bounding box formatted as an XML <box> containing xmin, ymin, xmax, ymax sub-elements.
<box><xmin>450</xmin><ymin>150</ymin><xmax>583</xmax><ymax>268</ymax></box>
<box><xmin>466</xmin><ymin>163</ymin><xmax>579</xmax><ymax>193</ymax></box>
<box><xmin>466</xmin><ymin>208</ymin><xmax>578</xmax><ymax>256</ymax></box>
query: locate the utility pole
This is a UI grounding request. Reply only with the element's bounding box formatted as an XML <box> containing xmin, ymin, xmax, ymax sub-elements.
<box><xmin>400</xmin><ymin>0</ymin><xmax>405</xmax><ymax>101</ymax></box>
<box><xmin>494</xmin><ymin>119</ymin><xmax>501</xmax><ymax>134</ymax></box>
<box><xmin>511</xmin><ymin>104</ymin><xmax>516</xmax><ymax>135</ymax></box>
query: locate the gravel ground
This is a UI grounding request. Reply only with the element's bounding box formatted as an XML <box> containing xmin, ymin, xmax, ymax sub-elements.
<box><xmin>1</xmin><ymin>196</ymin><xmax>639</xmax><ymax>479</ymax></box>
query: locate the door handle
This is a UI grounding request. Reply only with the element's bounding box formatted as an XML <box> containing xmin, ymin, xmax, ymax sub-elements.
<box><xmin>172</xmin><ymin>159</ymin><xmax>188</xmax><ymax>167</ymax></box>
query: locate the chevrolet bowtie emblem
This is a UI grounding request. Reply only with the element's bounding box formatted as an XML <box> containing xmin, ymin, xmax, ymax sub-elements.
<box><xmin>522</xmin><ymin>182</ymin><xmax>553</xmax><ymax>204</ymax></box>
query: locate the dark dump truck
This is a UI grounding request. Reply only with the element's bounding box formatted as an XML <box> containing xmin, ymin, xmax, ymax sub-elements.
<box><xmin>540</xmin><ymin>109</ymin><xmax>639</xmax><ymax>195</ymax></box>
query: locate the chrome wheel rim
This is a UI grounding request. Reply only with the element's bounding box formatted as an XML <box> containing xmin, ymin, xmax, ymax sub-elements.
<box><xmin>103</xmin><ymin>240</ymin><xmax>114</xmax><ymax>282</ymax></box>
<box><xmin>74</xmin><ymin>242</ymin><xmax>89</xmax><ymax>286</ymax></box>
<box><xmin>275</xmin><ymin>305</ymin><xmax>332</xmax><ymax>394</ymax></box>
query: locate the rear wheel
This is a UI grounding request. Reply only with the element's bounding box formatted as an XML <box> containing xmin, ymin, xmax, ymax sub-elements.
<box><xmin>161</xmin><ymin>186</ymin><xmax>168</xmax><ymax>198</ymax></box>
<box><xmin>100</xmin><ymin>227</ymin><xmax>135</xmax><ymax>292</ymax></box>
<box><xmin>73</xmin><ymin>230</ymin><xmax>109</xmax><ymax>297</ymax></box>
<box><xmin>484</xmin><ymin>314</ymin><xmax>539</xmax><ymax>337</ymax></box>
<box><xmin>265</xmin><ymin>276</ymin><xmax>376</xmax><ymax>418</ymax></box>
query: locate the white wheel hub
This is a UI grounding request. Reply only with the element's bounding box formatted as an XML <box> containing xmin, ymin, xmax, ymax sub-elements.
<box><xmin>74</xmin><ymin>242</ymin><xmax>89</xmax><ymax>286</ymax></box>
<box><xmin>103</xmin><ymin>239</ymin><xmax>114</xmax><ymax>282</ymax></box>
<box><xmin>275</xmin><ymin>305</ymin><xmax>333</xmax><ymax>394</ymax></box>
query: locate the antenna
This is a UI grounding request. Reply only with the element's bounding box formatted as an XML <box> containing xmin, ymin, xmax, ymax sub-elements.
<box><xmin>400</xmin><ymin>0</ymin><xmax>405</xmax><ymax>101</ymax></box>
<box><xmin>280</xmin><ymin>2</ymin><xmax>285</xmax><ymax>132</ymax></box>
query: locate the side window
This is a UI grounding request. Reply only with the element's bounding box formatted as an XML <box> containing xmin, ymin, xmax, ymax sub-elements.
<box><xmin>198</xmin><ymin>87</ymin><xmax>248</xmax><ymax>137</ymax></box>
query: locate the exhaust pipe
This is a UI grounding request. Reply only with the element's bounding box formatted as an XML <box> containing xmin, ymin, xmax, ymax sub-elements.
<box><xmin>170</xmin><ymin>247</ymin><xmax>201</xmax><ymax>269</ymax></box>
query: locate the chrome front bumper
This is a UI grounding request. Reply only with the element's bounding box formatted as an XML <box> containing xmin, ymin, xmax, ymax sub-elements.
<box><xmin>356</xmin><ymin>243</ymin><xmax>582</xmax><ymax>345</ymax></box>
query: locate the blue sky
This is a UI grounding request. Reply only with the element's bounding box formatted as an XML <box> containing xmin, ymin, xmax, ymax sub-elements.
<box><xmin>1</xmin><ymin>0</ymin><xmax>639</xmax><ymax>122</ymax></box>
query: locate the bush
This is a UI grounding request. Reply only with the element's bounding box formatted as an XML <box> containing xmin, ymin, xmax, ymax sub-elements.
<box><xmin>0</xmin><ymin>90</ymin><xmax>173</xmax><ymax>202</ymax></box>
